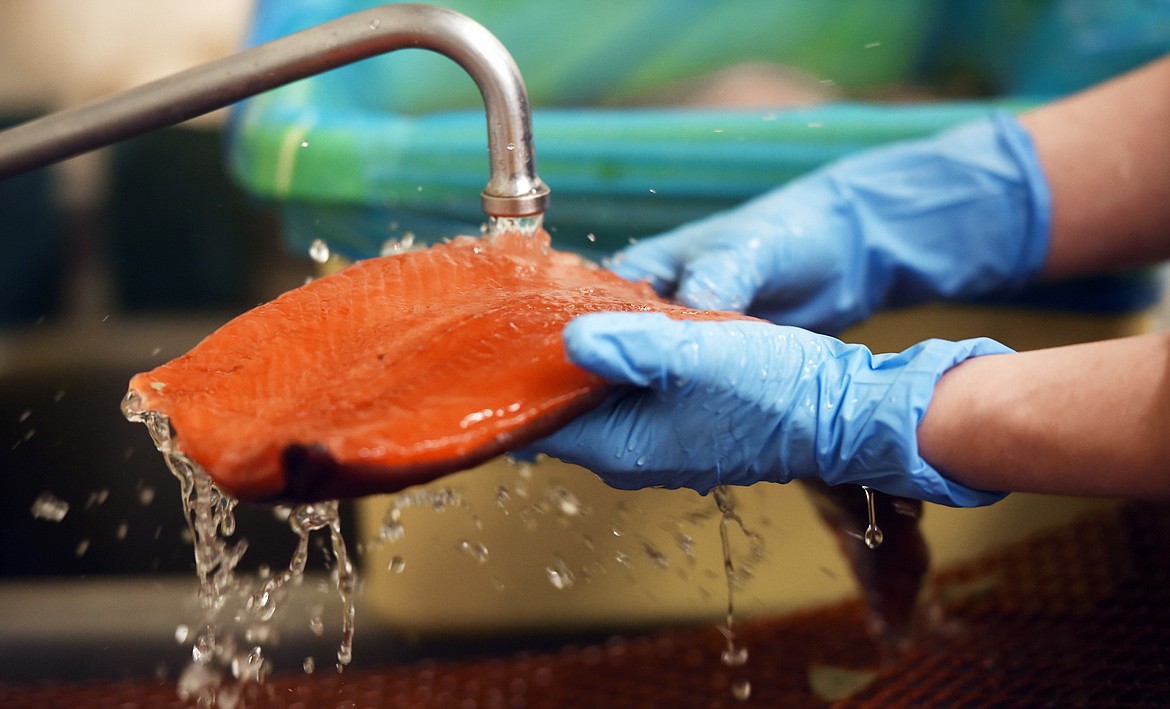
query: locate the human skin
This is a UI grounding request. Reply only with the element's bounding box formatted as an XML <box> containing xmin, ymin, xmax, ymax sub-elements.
<box><xmin>918</xmin><ymin>56</ymin><xmax>1170</xmax><ymax>498</ymax></box>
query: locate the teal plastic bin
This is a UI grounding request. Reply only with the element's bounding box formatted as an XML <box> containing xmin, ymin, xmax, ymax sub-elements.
<box><xmin>227</xmin><ymin>0</ymin><xmax>1168</xmax><ymax>309</ymax></box>
<box><xmin>228</xmin><ymin>0</ymin><xmax>947</xmax><ymax>258</ymax></box>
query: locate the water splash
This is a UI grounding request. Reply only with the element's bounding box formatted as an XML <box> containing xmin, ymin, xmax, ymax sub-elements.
<box><xmin>122</xmin><ymin>389</ymin><xmax>357</xmax><ymax>704</ymax></box>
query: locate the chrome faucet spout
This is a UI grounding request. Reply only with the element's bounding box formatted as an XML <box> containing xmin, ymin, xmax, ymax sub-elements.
<box><xmin>0</xmin><ymin>3</ymin><xmax>549</xmax><ymax>220</ymax></box>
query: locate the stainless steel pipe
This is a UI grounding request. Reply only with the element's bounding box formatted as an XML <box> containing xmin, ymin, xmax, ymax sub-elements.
<box><xmin>0</xmin><ymin>4</ymin><xmax>550</xmax><ymax>219</ymax></box>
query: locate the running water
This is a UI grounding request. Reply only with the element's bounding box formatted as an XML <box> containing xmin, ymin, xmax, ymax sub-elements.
<box><xmin>487</xmin><ymin>214</ymin><xmax>544</xmax><ymax>239</ymax></box>
<box><xmin>122</xmin><ymin>389</ymin><xmax>357</xmax><ymax>706</ymax></box>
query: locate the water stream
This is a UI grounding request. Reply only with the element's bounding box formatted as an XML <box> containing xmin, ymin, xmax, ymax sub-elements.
<box><xmin>713</xmin><ymin>485</ymin><xmax>764</xmax><ymax>703</ymax></box>
<box><xmin>122</xmin><ymin>389</ymin><xmax>356</xmax><ymax>706</ymax></box>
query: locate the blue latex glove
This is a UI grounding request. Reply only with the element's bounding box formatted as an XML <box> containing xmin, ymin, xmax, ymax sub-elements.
<box><xmin>535</xmin><ymin>312</ymin><xmax>1011</xmax><ymax>507</ymax></box>
<box><xmin>609</xmin><ymin>111</ymin><xmax>1052</xmax><ymax>334</ymax></box>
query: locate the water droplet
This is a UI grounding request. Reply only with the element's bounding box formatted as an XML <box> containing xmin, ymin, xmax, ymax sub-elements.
<box><xmin>303</xmin><ymin>656</ymin><xmax>315</xmax><ymax>674</ymax></box>
<box><xmin>545</xmin><ymin>557</ymin><xmax>574</xmax><ymax>589</ymax></box>
<box><xmin>17</xmin><ymin>409</ymin><xmax>31</xmax><ymax>423</ymax></box>
<box><xmin>643</xmin><ymin>542</ymin><xmax>670</xmax><ymax>569</ymax></box>
<box><xmin>721</xmin><ymin>647</ymin><xmax>749</xmax><ymax>667</ymax></box>
<box><xmin>74</xmin><ymin>538</ymin><xmax>90</xmax><ymax>557</ymax></box>
<box><xmin>30</xmin><ymin>491</ymin><xmax>68</xmax><ymax>522</ymax></box>
<box><xmin>387</xmin><ymin>555</ymin><xmax>406</xmax><ymax>573</ymax></box>
<box><xmin>505</xmin><ymin>142</ymin><xmax>515</xmax><ymax>151</ymax></box>
<box><xmin>864</xmin><ymin>41</ymin><xmax>881</xmax><ymax>48</ymax></box>
<box><xmin>230</xmin><ymin>646</ymin><xmax>266</xmax><ymax>682</ymax></box>
<box><xmin>586</xmin><ymin>232</ymin><xmax>597</xmax><ymax>243</ymax></box>
<box><xmin>85</xmin><ymin>488</ymin><xmax>109</xmax><ymax>508</ymax></box>
<box><xmin>300</xmin><ymin>140</ymin><xmax>310</xmax><ymax>148</ymax></box>
<box><xmin>456</xmin><ymin>540</ymin><xmax>489</xmax><ymax>563</ymax></box>
<box><xmin>138</xmin><ymin>486</ymin><xmax>156</xmax><ymax>506</ymax></box>
<box><xmin>309</xmin><ymin>239</ymin><xmax>330</xmax><ymax>264</ymax></box>
<box><xmin>369</xmin><ymin>18</ymin><xmax>382</xmax><ymax>30</ymax></box>
<box><xmin>309</xmin><ymin>616</ymin><xmax>325</xmax><ymax>637</ymax></box>
<box><xmin>862</xmin><ymin>486</ymin><xmax>883</xmax><ymax>549</ymax></box>
<box><xmin>732</xmin><ymin>679</ymin><xmax>752</xmax><ymax>701</ymax></box>
<box><xmin>175</xmin><ymin>624</ymin><xmax>190</xmax><ymax>644</ymax></box>
<box><xmin>379</xmin><ymin>507</ymin><xmax>404</xmax><ymax>542</ymax></box>
<box><xmin>547</xmin><ymin>486</ymin><xmax>581</xmax><ymax>517</ymax></box>
<box><xmin>380</xmin><ymin>232</ymin><xmax>416</xmax><ymax>256</ymax></box>
<box><xmin>614</xmin><ymin>550</ymin><xmax>632</xmax><ymax>568</ymax></box>
<box><xmin>516</xmin><ymin>461</ymin><xmax>534</xmax><ymax>480</ymax></box>
<box><xmin>192</xmin><ymin>631</ymin><xmax>216</xmax><ymax>664</ymax></box>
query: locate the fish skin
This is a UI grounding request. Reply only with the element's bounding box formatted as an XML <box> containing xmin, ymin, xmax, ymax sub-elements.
<box><xmin>128</xmin><ymin>229</ymin><xmax>750</xmax><ymax>502</ymax></box>
<box><xmin>801</xmin><ymin>478</ymin><xmax>929</xmax><ymax>661</ymax></box>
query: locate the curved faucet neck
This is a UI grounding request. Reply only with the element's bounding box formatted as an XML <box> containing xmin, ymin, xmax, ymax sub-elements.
<box><xmin>0</xmin><ymin>3</ymin><xmax>550</xmax><ymax>222</ymax></box>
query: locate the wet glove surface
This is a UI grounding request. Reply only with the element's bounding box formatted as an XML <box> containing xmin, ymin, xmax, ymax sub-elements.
<box><xmin>534</xmin><ymin>312</ymin><xmax>1010</xmax><ymax>507</ymax></box>
<box><xmin>610</xmin><ymin>112</ymin><xmax>1051</xmax><ymax>334</ymax></box>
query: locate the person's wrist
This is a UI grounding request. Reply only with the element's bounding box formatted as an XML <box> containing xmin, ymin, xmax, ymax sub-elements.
<box><xmin>819</xmin><ymin>337</ymin><xmax>1013</xmax><ymax>507</ymax></box>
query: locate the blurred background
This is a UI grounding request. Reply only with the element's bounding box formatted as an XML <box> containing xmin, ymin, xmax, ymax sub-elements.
<box><xmin>1</xmin><ymin>0</ymin><xmax>1169</xmax><ymax>691</ymax></box>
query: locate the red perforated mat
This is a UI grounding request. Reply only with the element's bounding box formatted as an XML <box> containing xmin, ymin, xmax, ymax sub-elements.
<box><xmin>3</xmin><ymin>501</ymin><xmax>1168</xmax><ymax>708</ymax></box>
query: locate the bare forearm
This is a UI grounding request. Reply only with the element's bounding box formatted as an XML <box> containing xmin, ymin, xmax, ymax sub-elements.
<box><xmin>919</xmin><ymin>332</ymin><xmax>1170</xmax><ymax>499</ymax></box>
<box><xmin>1020</xmin><ymin>55</ymin><xmax>1170</xmax><ymax>279</ymax></box>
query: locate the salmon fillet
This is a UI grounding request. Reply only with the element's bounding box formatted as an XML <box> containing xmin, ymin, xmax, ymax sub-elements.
<box><xmin>126</xmin><ymin>229</ymin><xmax>750</xmax><ymax>502</ymax></box>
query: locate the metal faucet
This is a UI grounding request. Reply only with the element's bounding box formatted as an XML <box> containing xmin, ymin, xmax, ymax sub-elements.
<box><xmin>0</xmin><ymin>3</ymin><xmax>550</xmax><ymax>219</ymax></box>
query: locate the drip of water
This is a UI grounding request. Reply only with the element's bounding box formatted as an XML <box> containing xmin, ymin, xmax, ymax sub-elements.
<box><xmin>713</xmin><ymin>486</ymin><xmax>761</xmax><ymax>703</ymax></box>
<box><xmin>861</xmin><ymin>486</ymin><xmax>884</xmax><ymax>549</ymax></box>
<box><xmin>122</xmin><ymin>389</ymin><xmax>358</xmax><ymax>704</ymax></box>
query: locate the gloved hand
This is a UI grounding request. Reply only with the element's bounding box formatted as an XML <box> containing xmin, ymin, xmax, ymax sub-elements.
<box><xmin>535</xmin><ymin>312</ymin><xmax>1010</xmax><ymax>507</ymax></box>
<box><xmin>609</xmin><ymin>111</ymin><xmax>1052</xmax><ymax>334</ymax></box>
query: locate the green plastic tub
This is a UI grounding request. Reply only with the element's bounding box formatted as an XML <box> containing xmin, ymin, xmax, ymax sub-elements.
<box><xmin>227</xmin><ymin>0</ymin><xmax>1166</xmax><ymax>309</ymax></box>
